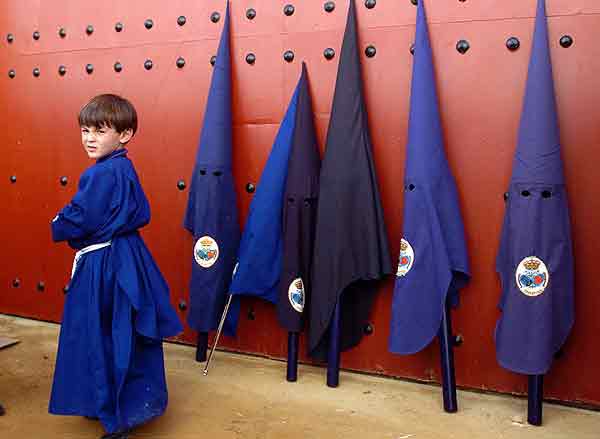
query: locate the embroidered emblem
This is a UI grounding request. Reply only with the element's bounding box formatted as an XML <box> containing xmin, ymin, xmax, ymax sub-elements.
<box><xmin>396</xmin><ymin>238</ymin><xmax>414</xmax><ymax>277</ymax></box>
<box><xmin>515</xmin><ymin>256</ymin><xmax>549</xmax><ymax>297</ymax></box>
<box><xmin>194</xmin><ymin>236</ymin><xmax>219</xmax><ymax>268</ymax></box>
<box><xmin>288</xmin><ymin>278</ymin><xmax>305</xmax><ymax>313</ymax></box>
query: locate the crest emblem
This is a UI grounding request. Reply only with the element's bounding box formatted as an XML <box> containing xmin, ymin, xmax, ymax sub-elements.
<box><xmin>194</xmin><ymin>236</ymin><xmax>219</xmax><ymax>268</ymax></box>
<box><xmin>515</xmin><ymin>256</ymin><xmax>549</xmax><ymax>297</ymax></box>
<box><xmin>396</xmin><ymin>238</ymin><xmax>414</xmax><ymax>277</ymax></box>
<box><xmin>288</xmin><ymin>278</ymin><xmax>305</xmax><ymax>313</ymax></box>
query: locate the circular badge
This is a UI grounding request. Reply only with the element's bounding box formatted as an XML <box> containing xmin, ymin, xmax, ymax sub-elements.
<box><xmin>288</xmin><ymin>278</ymin><xmax>305</xmax><ymax>313</ymax></box>
<box><xmin>515</xmin><ymin>256</ymin><xmax>549</xmax><ymax>297</ymax></box>
<box><xmin>396</xmin><ymin>238</ymin><xmax>414</xmax><ymax>277</ymax></box>
<box><xmin>194</xmin><ymin>236</ymin><xmax>219</xmax><ymax>268</ymax></box>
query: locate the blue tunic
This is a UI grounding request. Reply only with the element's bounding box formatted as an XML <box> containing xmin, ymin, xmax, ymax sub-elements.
<box><xmin>48</xmin><ymin>148</ymin><xmax>183</xmax><ymax>434</ymax></box>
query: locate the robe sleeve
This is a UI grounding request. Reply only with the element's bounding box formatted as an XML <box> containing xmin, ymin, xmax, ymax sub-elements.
<box><xmin>51</xmin><ymin>165</ymin><xmax>117</xmax><ymax>242</ymax></box>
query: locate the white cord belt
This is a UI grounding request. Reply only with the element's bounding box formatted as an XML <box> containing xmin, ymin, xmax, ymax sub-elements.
<box><xmin>71</xmin><ymin>241</ymin><xmax>112</xmax><ymax>278</ymax></box>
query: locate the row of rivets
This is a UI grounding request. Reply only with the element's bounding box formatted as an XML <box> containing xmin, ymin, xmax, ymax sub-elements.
<box><xmin>11</xmin><ymin>278</ymin><xmax>70</xmax><ymax>294</ymax></box>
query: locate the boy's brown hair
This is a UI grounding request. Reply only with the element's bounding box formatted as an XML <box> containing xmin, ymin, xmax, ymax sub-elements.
<box><xmin>78</xmin><ymin>94</ymin><xmax>138</xmax><ymax>136</ymax></box>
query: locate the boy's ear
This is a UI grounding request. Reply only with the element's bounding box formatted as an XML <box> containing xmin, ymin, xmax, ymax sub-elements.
<box><xmin>119</xmin><ymin>128</ymin><xmax>134</xmax><ymax>144</ymax></box>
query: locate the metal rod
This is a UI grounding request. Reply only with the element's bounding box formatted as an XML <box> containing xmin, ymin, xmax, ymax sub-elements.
<box><xmin>286</xmin><ymin>332</ymin><xmax>299</xmax><ymax>382</ymax></box>
<box><xmin>326</xmin><ymin>301</ymin><xmax>342</xmax><ymax>387</ymax></box>
<box><xmin>203</xmin><ymin>294</ymin><xmax>233</xmax><ymax>376</ymax></box>
<box><xmin>527</xmin><ymin>374</ymin><xmax>544</xmax><ymax>426</ymax></box>
<box><xmin>438</xmin><ymin>297</ymin><xmax>458</xmax><ymax>413</ymax></box>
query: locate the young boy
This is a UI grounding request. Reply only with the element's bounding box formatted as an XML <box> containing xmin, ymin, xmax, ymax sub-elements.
<box><xmin>49</xmin><ymin>94</ymin><xmax>183</xmax><ymax>439</ymax></box>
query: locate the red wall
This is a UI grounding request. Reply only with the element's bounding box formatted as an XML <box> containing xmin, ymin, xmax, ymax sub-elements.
<box><xmin>1</xmin><ymin>0</ymin><xmax>599</xmax><ymax>407</ymax></box>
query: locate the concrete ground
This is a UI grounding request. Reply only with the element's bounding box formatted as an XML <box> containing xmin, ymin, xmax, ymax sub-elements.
<box><xmin>0</xmin><ymin>314</ymin><xmax>598</xmax><ymax>439</ymax></box>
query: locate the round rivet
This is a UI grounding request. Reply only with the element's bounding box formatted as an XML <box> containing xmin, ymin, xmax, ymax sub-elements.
<box><xmin>12</xmin><ymin>278</ymin><xmax>20</xmax><ymax>288</ymax></box>
<box><xmin>560</xmin><ymin>35</ymin><xmax>573</xmax><ymax>48</ymax></box>
<box><xmin>364</xmin><ymin>323</ymin><xmax>374</xmax><ymax>335</ymax></box>
<box><xmin>63</xmin><ymin>285</ymin><xmax>69</xmax><ymax>294</ymax></box>
<box><xmin>247</xmin><ymin>309</ymin><xmax>256</xmax><ymax>320</ymax></box>
<box><xmin>456</xmin><ymin>39</ymin><xmax>470</xmax><ymax>54</ymax></box>
<box><xmin>37</xmin><ymin>281</ymin><xmax>45</xmax><ymax>292</ymax></box>
<box><xmin>453</xmin><ymin>334</ymin><xmax>464</xmax><ymax>347</ymax></box>
<box><xmin>177</xmin><ymin>180</ymin><xmax>186</xmax><ymax>190</ymax></box>
<box><xmin>246</xmin><ymin>183</ymin><xmax>256</xmax><ymax>193</ymax></box>
<box><xmin>324</xmin><ymin>48</ymin><xmax>335</xmax><ymax>60</ymax></box>
<box><xmin>33</xmin><ymin>67</ymin><xmax>40</xmax><ymax>77</ymax></box>
<box><xmin>246</xmin><ymin>53</ymin><xmax>256</xmax><ymax>65</ymax></box>
<box><xmin>410</xmin><ymin>43</ymin><xmax>415</xmax><ymax>55</ymax></box>
<box><xmin>178</xmin><ymin>300</ymin><xmax>187</xmax><ymax>311</ymax></box>
<box><xmin>411</xmin><ymin>0</ymin><xmax>418</xmax><ymax>5</ymax></box>
<box><xmin>114</xmin><ymin>62</ymin><xmax>123</xmax><ymax>72</ymax></box>
<box><xmin>365</xmin><ymin>45</ymin><xmax>376</xmax><ymax>58</ymax></box>
<box><xmin>86</xmin><ymin>25</ymin><xmax>94</xmax><ymax>35</ymax></box>
<box><xmin>210</xmin><ymin>55</ymin><xmax>217</xmax><ymax>66</ymax></box>
<box><xmin>521</xmin><ymin>190</ymin><xmax>531</xmax><ymax>197</ymax></box>
<box><xmin>10</xmin><ymin>175</ymin><xmax>17</xmax><ymax>183</ymax></box>
<box><xmin>324</xmin><ymin>1</ymin><xmax>335</xmax><ymax>12</ymax></box>
<box><xmin>283</xmin><ymin>50</ymin><xmax>295</xmax><ymax>62</ymax></box>
<box><xmin>506</xmin><ymin>37</ymin><xmax>520</xmax><ymax>51</ymax></box>
<box><xmin>115</xmin><ymin>22</ymin><xmax>124</xmax><ymax>32</ymax></box>
<box><xmin>199</xmin><ymin>170</ymin><xmax>207</xmax><ymax>175</ymax></box>
<box><xmin>33</xmin><ymin>30</ymin><xmax>40</xmax><ymax>40</ymax></box>
<box><xmin>8</xmin><ymin>69</ymin><xmax>16</xmax><ymax>78</ymax></box>
<box><xmin>283</xmin><ymin>4</ymin><xmax>295</xmax><ymax>16</ymax></box>
<box><xmin>213</xmin><ymin>171</ymin><xmax>223</xmax><ymax>177</ymax></box>
<box><xmin>246</xmin><ymin>8</ymin><xmax>257</xmax><ymax>20</ymax></box>
<box><xmin>144</xmin><ymin>19</ymin><xmax>154</xmax><ymax>29</ymax></box>
<box><xmin>176</xmin><ymin>57</ymin><xmax>185</xmax><ymax>68</ymax></box>
<box><xmin>365</xmin><ymin>0</ymin><xmax>376</xmax><ymax>9</ymax></box>
<box><xmin>211</xmin><ymin>12</ymin><xmax>221</xmax><ymax>23</ymax></box>
<box><xmin>86</xmin><ymin>64</ymin><xmax>93</xmax><ymax>74</ymax></box>
<box><xmin>59</xmin><ymin>27</ymin><xmax>67</xmax><ymax>38</ymax></box>
<box><xmin>407</xmin><ymin>183</ymin><xmax>416</xmax><ymax>191</ymax></box>
<box><xmin>58</xmin><ymin>65</ymin><xmax>67</xmax><ymax>76</ymax></box>
<box><xmin>503</xmin><ymin>192</ymin><xmax>509</xmax><ymax>201</ymax></box>
<box><xmin>542</xmin><ymin>190</ymin><xmax>552</xmax><ymax>199</ymax></box>
<box><xmin>60</xmin><ymin>176</ymin><xmax>68</xmax><ymax>186</ymax></box>
<box><xmin>144</xmin><ymin>59</ymin><xmax>153</xmax><ymax>70</ymax></box>
<box><xmin>7</xmin><ymin>33</ymin><xmax>14</xmax><ymax>43</ymax></box>
<box><xmin>177</xmin><ymin>16</ymin><xmax>186</xmax><ymax>26</ymax></box>
<box><xmin>554</xmin><ymin>348</ymin><xmax>564</xmax><ymax>359</ymax></box>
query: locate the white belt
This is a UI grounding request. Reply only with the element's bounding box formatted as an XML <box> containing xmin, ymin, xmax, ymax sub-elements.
<box><xmin>71</xmin><ymin>241</ymin><xmax>112</xmax><ymax>278</ymax></box>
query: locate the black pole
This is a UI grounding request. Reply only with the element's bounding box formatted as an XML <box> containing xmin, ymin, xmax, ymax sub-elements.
<box><xmin>527</xmin><ymin>375</ymin><xmax>544</xmax><ymax>426</ymax></box>
<box><xmin>326</xmin><ymin>301</ymin><xmax>342</xmax><ymax>387</ymax></box>
<box><xmin>438</xmin><ymin>297</ymin><xmax>458</xmax><ymax>413</ymax></box>
<box><xmin>286</xmin><ymin>332</ymin><xmax>299</xmax><ymax>382</ymax></box>
<box><xmin>196</xmin><ymin>331</ymin><xmax>208</xmax><ymax>363</ymax></box>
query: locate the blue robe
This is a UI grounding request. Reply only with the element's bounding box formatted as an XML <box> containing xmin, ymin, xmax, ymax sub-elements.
<box><xmin>49</xmin><ymin>148</ymin><xmax>183</xmax><ymax>434</ymax></box>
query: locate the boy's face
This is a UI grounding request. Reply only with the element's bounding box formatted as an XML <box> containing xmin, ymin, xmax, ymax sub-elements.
<box><xmin>80</xmin><ymin>124</ymin><xmax>133</xmax><ymax>160</ymax></box>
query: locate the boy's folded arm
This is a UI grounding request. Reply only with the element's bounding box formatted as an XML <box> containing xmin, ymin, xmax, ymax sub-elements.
<box><xmin>51</xmin><ymin>166</ymin><xmax>117</xmax><ymax>242</ymax></box>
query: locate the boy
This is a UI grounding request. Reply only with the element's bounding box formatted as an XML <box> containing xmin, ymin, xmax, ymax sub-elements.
<box><xmin>49</xmin><ymin>94</ymin><xmax>183</xmax><ymax>439</ymax></box>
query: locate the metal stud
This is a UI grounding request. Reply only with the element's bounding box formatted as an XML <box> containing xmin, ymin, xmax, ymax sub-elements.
<box><xmin>33</xmin><ymin>67</ymin><xmax>40</xmax><ymax>77</ymax></box>
<box><xmin>410</xmin><ymin>43</ymin><xmax>415</xmax><ymax>55</ymax></box>
<box><xmin>324</xmin><ymin>1</ymin><xmax>335</xmax><ymax>12</ymax></box>
<box><xmin>210</xmin><ymin>12</ymin><xmax>221</xmax><ymax>23</ymax></box>
<box><xmin>456</xmin><ymin>39</ymin><xmax>470</xmax><ymax>54</ymax></box>
<box><xmin>63</xmin><ymin>285</ymin><xmax>69</xmax><ymax>294</ymax></box>
<box><xmin>559</xmin><ymin>35</ymin><xmax>573</xmax><ymax>48</ymax></box>
<box><xmin>60</xmin><ymin>176</ymin><xmax>68</xmax><ymax>186</ymax></box>
<box><xmin>453</xmin><ymin>334</ymin><xmax>464</xmax><ymax>347</ymax></box>
<box><xmin>12</xmin><ymin>278</ymin><xmax>20</xmax><ymax>288</ymax></box>
<box><xmin>176</xmin><ymin>57</ymin><xmax>185</xmax><ymax>68</ymax></box>
<box><xmin>8</xmin><ymin>69</ymin><xmax>16</xmax><ymax>79</ymax></box>
<box><xmin>407</xmin><ymin>183</ymin><xmax>416</xmax><ymax>191</ymax></box>
<box><xmin>86</xmin><ymin>25</ymin><xmax>94</xmax><ymax>35</ymax></box>
<box><xmin>364</xmin><ymin>323</ymin><xmax>374</xmax><ymax>335</ymax></box>
<box><xmin>411</xmin><ymin>0</ymin><xmax>418</xmax><ymax>5</ymax></box>
<box><xmin>177</xmin><ymin>180</ymin><xmax>186</xmax><ymax>190</ymax></box>
<box><xmin>33</xmin><ymin>30</ymin><xmax>40</xmax><ymax>40</ymax></box>
<box><xmin>144</xmin><ymin>59</ymin><xmax>153</xmax><ymax>70</ymax></box>
<box><xmin>86</xmin><ymin>64</ymin><xmax>94</xmax><ymax>74</ymax></box>
<box><xmin>506</xmin><ymin>37</ymin><xmax>520</xmax><ymax>51</ymax></box>
<box><xmin>503</xmin><ymin>192</ymin><xmax>509</xmax><ymax>201</ymax></box>
<box><xmin>283</xmin><ymin>50</ymin><xmax>295</xmax><ymax>63</ymax></box>
<box><xmin>58</xmin><ymin>65</ymin><xmax>67</xmax><ymax>76</ymax></box>
<box><xmin>521</xmin><ymin>190</ymin><xmax>531</xmax><ymax>197</ymax></box>
<box><xmin>37</xmin><ymin>281</ymin><xmax>45</xmax><ymax>292</ymax></box>
<box><xmin>178</xmin><ymin>300</ymin><xmax>187</xmax><ymax>311</ymax></box>
<box><xmin>247</xmin><ymin>308</ymin><xmax>256</xmax><ymax>320</ymax></box>
<box><xmin>365</xmin><ymin>0</ymin><xmax>376</xmax><ymax>9</ymax></box>
<box><xmin>10</xmin><ymin>175</ymin><xmax>16</xmax><ymax>183</ymax></box>
<box><xmin>210</xmin><ymin>55</ymin><xmax>217</xmax><ymax>66</ymax></box>
<box><xmin>144</xmin><ymin>19</ymin><xmax>154</xmax><ymax>30</ymax></box>
<box><xmin>246</xmin><ymin>53</ymin><xmax>256</xmax><ymax>65</ymax></box>
<box><xmin>323</xmin><ymin>48</ymin><xmax>335</xmax><ymax>60</ymax></box>
<box><xmin>177</xmin><ymin>16</ymin><xmax>186</xmax><ymax>26</ymax></box>
<box><xmin>365</xmin><ymin>45</ymin><xmax>376</xmax><ymax>58</ymax></box>
<box><xmin>115</xmin><ymin>22</ymin><xmax>124</xmax><ymax>32</ymax></box>
<box><xmin>246</xmin><ymin>8</ymin><xmax>257</xmax><ymax>20</ymax></box>
<box><xmin>542</xmin><ymin>190</ymin><xmax>552</xmax><ymax>199</ymax></box>
<box><xmin>114</xmin><ymin>62</ymin><xmax>123</xmax><ymax>72</ymax></box>
<box><xmin>7</xmin><ymin>33</ymin><xmax>14</xmax><ymax>43</ymax></box>
<box><xmin>283</xmin><ymin>4</ymin><xmax>295</xmax><ymax>16</ymax></box>
<box><xmin>58</xmin><ymin>27</ymin><xmax>67</xmax><ymax>38</ymax></box>
<box><xmin>246</xmin><ymin>183</ymin><xmax>256</xmax><ymax>193</ymax></box>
